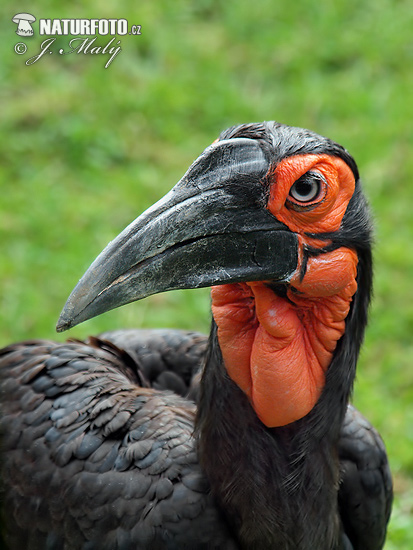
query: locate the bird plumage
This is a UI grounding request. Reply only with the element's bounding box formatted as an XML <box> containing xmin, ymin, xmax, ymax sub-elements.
<box><xmin>0</xmin><ymin>122</ymin><xmax>392</xmax><ymax>549</ymax></box>
<box><xmin>0</xmin><ymin>335</ymin><xmax>236</xmax><ymax>550</ymax></box>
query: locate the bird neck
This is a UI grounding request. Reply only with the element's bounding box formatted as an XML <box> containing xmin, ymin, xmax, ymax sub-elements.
<box><xmin>196</xmin><ymin>245</ymin><xmax>371</xmax><ymax>548</ymax></box>
<box><xmin>196</xmin><ymin>323</ymin><xmax>346</xmax><ymax>549</ymax></box>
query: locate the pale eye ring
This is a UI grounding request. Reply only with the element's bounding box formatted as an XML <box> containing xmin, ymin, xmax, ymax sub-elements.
<box><xmin>289</xmin><ymin>171</ymin><xmax>326</xmax><ymax>203</ymax></box>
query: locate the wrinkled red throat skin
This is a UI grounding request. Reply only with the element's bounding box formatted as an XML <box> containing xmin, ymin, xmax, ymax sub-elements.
<box><xmin>211</xmin><ymin>247</ymin><xmax>358</xmax><ymax>428</ymax></box>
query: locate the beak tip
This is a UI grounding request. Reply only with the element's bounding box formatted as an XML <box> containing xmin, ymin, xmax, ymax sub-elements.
<box><xmin>56</xmin><ymin>300</ymin><xmax>79</xmax><ymax>333</ymax></box>
<box><xmin>56</xmin><ymin>314</ymin><xmax>72</xmax><ymax>333</ymax></box>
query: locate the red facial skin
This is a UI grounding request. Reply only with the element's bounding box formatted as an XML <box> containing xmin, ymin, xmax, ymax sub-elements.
<box><xmin>211</xmin><ymin>154</ymin><xmax>358</xmax><ymax>427</ymax></box>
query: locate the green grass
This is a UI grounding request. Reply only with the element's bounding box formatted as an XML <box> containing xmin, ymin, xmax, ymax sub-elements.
<box><xmin>1</xmin><ymin>0</ymin><xmax>413</xmax><ymax>545</ymax></box>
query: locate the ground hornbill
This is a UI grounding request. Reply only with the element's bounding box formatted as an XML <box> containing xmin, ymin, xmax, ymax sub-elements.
<box><xmin>0</xmin><ymin>122</ymin><xmax>392</xmax><ymax>549</ymax></box>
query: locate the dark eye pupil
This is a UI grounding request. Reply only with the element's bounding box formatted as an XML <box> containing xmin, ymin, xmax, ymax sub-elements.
<box><xmin>295</xmin><ymin>181</ymin><xmax>313</xmax><ymax>197</ymax></box>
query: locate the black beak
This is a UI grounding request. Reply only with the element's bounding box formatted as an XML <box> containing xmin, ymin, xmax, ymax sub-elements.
<box><xmin>57</xmin><ymin>138</ymin><xmax>298</xmax><ymax>332</ymax></box>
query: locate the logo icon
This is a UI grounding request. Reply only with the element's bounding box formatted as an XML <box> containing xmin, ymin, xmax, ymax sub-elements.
<box><xmin>12</xmin><ymin>13</ymin><xmax>36</xmax><ymax>37</ymax></box>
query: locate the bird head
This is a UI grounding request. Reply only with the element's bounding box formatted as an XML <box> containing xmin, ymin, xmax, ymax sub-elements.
<box><xmin>57</xmin><ymin>122</ymin><xmax>372</xmax><ymax>427</ymax></box>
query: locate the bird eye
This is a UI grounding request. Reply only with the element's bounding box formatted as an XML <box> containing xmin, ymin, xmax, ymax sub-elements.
<box><xmin>288</xmin><ymin>171</ymin><xmax>325</xmax><ymax>205</ymax></box>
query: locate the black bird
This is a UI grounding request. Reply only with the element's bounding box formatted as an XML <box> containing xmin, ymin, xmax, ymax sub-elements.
<box><xmin>0</xmin><ymin>122</ymin><xmax>392</xmax><ymax>549</ymax></box>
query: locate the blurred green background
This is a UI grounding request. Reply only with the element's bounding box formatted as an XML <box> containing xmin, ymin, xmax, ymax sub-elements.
<box><xmin>1</xmin><ymin>0</ymin><xmax>412</xmax><ymax>546</ymax></box>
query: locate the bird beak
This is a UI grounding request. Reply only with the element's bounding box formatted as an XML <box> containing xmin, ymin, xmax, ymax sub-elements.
<box><xmin>57</xmin><ymin>138</ymin><xmax>298</xmax><ymax>332</ymax></box>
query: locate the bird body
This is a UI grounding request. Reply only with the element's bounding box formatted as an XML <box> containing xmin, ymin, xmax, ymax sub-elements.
<box><xmin>0</xmin><ymin>122</ymin><xmax>392</xmax><ymax>549</ymax></box>
<box><xmin>0</xmin><ymin>335</ymin><xmax>237</xmax><ymax>549</ymax></box>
